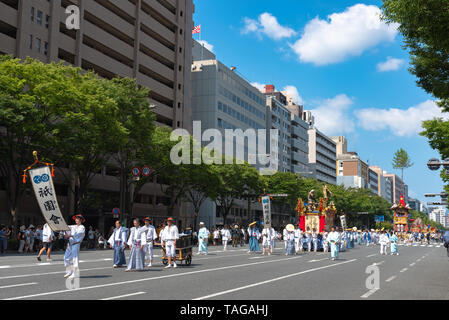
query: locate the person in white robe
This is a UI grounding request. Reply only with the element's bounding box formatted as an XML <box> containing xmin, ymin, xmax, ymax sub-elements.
<box><xmin>322</xmin><ymin>231</ymin><xmax>329</xmax><ymax>253</ymax></box>
<box><xmin>161</xmin><ymin>217</ymin><xmax>179</xmax><ymax>268</ymax></box>
<box><xmin>282</xmin><ymin>227</ymin><xmax>288</xmax><ymax>251</ymax></box>
<box><xmin>294</xmin><ymin>226</ymin><xmax>303</xmax><ymax>254</ymax></box>
<box><xmin>379</xmin><ymin>231</ymin><xmax>390</xmax><ymax>255</ymax></box>
<box><xmin>305</xmin><ymin>228</ymin><xmax>312</xmax><ymax>252</ymax></box>
<box><xmin>221</xmin><ymin>225</ymin><xmax>231</xmax><ymax>251</ymax></box>
<box><xmin>312</xmin><ymin>228</ymin><xmax>319</xmax><ymax>252</ymax></box>
<box><xmin>141</xmin><ymin>217</ymin><xmax>157</xmax><ymax>267</ymax></box>
<box><xmin>198</xmin><ymin>222</ymin><xmax>210</xmax><ymax>255</ymax></box>
<box><xmin>63</xmin><ymin>214</ymin><xmax>86</xmax><ymax>279</ymax></box>
<box><xmin>107</xmin><ymin>220</ymin><xmax>127</xmax><ymax>268</ymax></box>
<box><xmin>262</xmin><ymin>226</ymin><xmax>275</xmax><ymax>255</ymax></box>
<box><xmin>328</xmin><ymin>227</ymin><xmax>340</xmax><ymax>260</ymax></box>
<box><xmin>126</xmin><ymin>219</ymin><xmax>146</xmax><ymax>272</ymax></box>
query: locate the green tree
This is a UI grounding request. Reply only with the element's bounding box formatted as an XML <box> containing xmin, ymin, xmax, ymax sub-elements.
<box><xmin>381</xmin><ymin>0</ymin><xmax>449</xmax><ymax>109</ymax></box>
<box><xmin>392</xmin><ymin>148</ymin><xmax>413</xmax><ymax>195</ymax></box>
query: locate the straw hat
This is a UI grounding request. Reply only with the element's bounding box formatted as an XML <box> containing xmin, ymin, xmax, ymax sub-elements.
<box><xmin>352</xmin><ymin>227</ymin><xmax>357</xmax><ymax>231</ymax></box>
<box><xmin>286</xmin><ymin>224</ymin><xmax>295</xmax><ymax>232</ymax></box>
<box><xmin>249</xmin><ymin>221</ymin><xmax>257</xmax><ymax>227</ymax></box>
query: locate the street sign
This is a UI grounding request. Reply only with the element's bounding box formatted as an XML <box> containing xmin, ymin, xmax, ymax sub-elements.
<box><xmin>131</xmin><ymin>166</ymin><xmax>141</xmax><ymax>177</ymax></box>
<box><xmin>112</xmin><ymin>208</ymin><xmax>120</xmax><ymax>218</ymax></box>
<box><xmin>142</xmin><ymin>166</ymin><xmax>151</xmax><ymax>177</ymax></box>
<box><xmin>375</xmin><ymin>215</ymin><xmax>384</xmax><ymax>222</ymax></box>
<box><xmin>427</xmin><ymin>202</ymin><xmax>448</xmax><ymax>206</ymax></box>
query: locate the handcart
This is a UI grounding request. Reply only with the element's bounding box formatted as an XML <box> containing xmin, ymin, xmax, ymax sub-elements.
<box><xmin>162</xmin><ymin>234</ymin><xmax>193</xmax><ymax>266</ymax></box>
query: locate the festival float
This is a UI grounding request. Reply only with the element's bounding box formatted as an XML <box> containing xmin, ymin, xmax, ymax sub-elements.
<box><xmin>296</xmin><ymin>185</ymin><xmax>337</xmax><ymax>232</ymax></box>
<box><xmin>390</xmin><ymin>194</ymin><xmax>411</xmax><ymax>239</ymax></box>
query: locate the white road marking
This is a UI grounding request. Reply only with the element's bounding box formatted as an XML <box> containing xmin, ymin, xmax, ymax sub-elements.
<box><xmin>0</xmin><ymin>258</ymin><xmax>115</xmax><ymax>269</ymax></box>
<box><xmin>248</xmin><ymin>256</ymin><xmax>266</xmax><ymax>260</ymax></box>
<box><xmin>361</xmin><ymin>288</ymin><xmax>379</xmax><ymax>299</ymax></box>
<box><xmin>307</xmin><ymin>258</ymin><xmax>329</xmax><ymax>263</ymax></box>
<box><xmin>100</xmin><ymin>292</ymin><xmax>146</xmax><ymax>300</ymax></box>
<box><xmin>0</xmin><ymin>282</ymin><xmax>37</xmax><ymax>289</ymax></box>
<box><xmin>0</xmin><ymin>267</ymin><xmax>111</xmax><ymax>280</ymax></box>
<box><xmin>436</xmin><ymin>245</ymin><xmax>441</xmax><ymax>248</ymax></box>
<box><xmin>372</xmin><ymin>261</ymin><xmax>385</xmax><ymax>266</ymax></box>
<box><xmin>409</xmin><ymin>263</ymin><xmax>415</xmax><ymax>267</ymax></box>
<box><xmin>420</xmin><ymin>245</ymin><xmax>425</xmax><ymax>247</ymax></box>
<box><xmin>385</xmin><ymin>276</ymin><xmax>397</xmax><ymax>282</ymax></box>
<box><xmin>5</xmin><ymin>256</ymin><xmax>304</xmax><ymax>300</ymax></box>
<box><xmin>193</xmin><ymin>259</ymin><xmax>357</xmax><ymax>300</ymax></box>
<box><xmin>428</xmin><ymin>245</ymin><xmax>433</xmax><ymax>248</ymax></box>
<box><xmin>400</xmin><ymin>268</ymin><xmax>408</xmax><ymax>273</ymax></box>
<box><xmin>417</xmin><ymin>259</ymin><xmax>421</xmax><ymax>262</ymax></box>
<box><xmin>366</xmin><ymin>254</ymin><xmax>377</xmax><ymax>258</ymax></box>
<box><xmin>0</xmin><ymin>266</ymin><xmax>11</xmax><ymax>269</ymax></box>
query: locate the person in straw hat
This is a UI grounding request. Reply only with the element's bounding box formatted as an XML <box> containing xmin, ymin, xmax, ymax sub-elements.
<box><xmin>247</xmin><ymin>222</ymin><xmax>260</xmax><ymax>254</ymax></box>
<box><xmin>63</xmin><ymin>214</ymin><xmax>86</xmax><ymax>279</ymax></box>
<box><xmin>197</xmin><ymin>222</ymin><xmax>210</xmax><ymax>255</ymax></box>
<box><xmin>285</xmin><ymin>224</ymin><xmax>296</xmax><ymax>255</ymax></box>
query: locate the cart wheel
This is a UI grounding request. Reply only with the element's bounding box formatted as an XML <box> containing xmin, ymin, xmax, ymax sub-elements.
<box><xmin>185</xmin><ymin>254</ymin><xmax>192</xmax><ymax>266</ymax></box>
<box><xmin>162</xmin><ymin>259</ymin><xmax>168</xmax><ymax>266</ymax></box>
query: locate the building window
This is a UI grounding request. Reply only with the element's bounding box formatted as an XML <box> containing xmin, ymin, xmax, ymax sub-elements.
<box><xmin>45</xmin><ymin>15</ymin><xmax>50</xmax><ymax>28</ymax></box>
<box><xmin>37</xmin><ymin>10</ymin><xmax>43</xmax><ymax>25</ymax></box>
<box><xmin>29</xmin><ymin>34</ymin><xmax>33</xmax><ymax>49</ymax></box>
<box><xmin>30</xmin><ymin>7</ymin><xmax>35</xmax><ymax>22</ymax></box>
<box><xmin>36</xmin><ymin>38</ymin><xmax>41</xmax><ymax>53</ymax></box>
<box><xmin>44</xmin><ymin>42</ymin><xmax>48</xmax><ymax>56</ymax></box>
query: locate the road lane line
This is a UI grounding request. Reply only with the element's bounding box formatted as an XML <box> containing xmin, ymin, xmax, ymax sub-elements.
<box><xmin>307</xmin><ymin>258</ymin><xmax>329</xmax><ymax>263</ymax></box>
<box><xmin>0</xmin><ymin>282</ymin><xmax>37</xmax><ymax>289</ymax></box>
<box><xmin>0</xmin><ymin>267</ymin><xmax>111</xmax><ymax>280</ymax></box>
<box><xmin>0</xmin><ymin>258</ymin><xmax>115</xmax><ymax>269</ymax></box>
<box><xmin>400</xmin><ymin>268</ymin><xmax>408</xmax><ymax>273</ymax></box>
<box><xmin>409</xmin><ymin>263</ymin><xmax>415</xmax><ymax>267</ymax></box>
<box><xmin>101</xmin><ymin>292</ymin><xmax>146</xmax><ymax>300</ymax></box>
<box><xmin>193</xmin><ymin>259</ymin><xmax>357</xmax><ymax>300</ymax></box>
<box><xmin>5</xmin><ymin>256</ymin><xmax>304</xmax><ymax>300</ymax></box>
<box><xmin>0</xmin><ymin>266</ymin><xmax>11</xmax><ymax>269</ymax></box>
<box><xmin>385</xmin><ymin>276</ymin><xmax>397</xmax><ymax>282</ymax></box>
<box><xmin>372</xmin><ymin>261</ymin><xmax>385</xmax><ymax>266</ymax></box>
<box><xmin>361</xmin><ymin>288</ymin><xmax>379</xmax><ymax>299</ymax></box>
<box><xmin>366</xmin><ymin>254</ymin><xmax>377</xmax><ymax>258</ymax></box>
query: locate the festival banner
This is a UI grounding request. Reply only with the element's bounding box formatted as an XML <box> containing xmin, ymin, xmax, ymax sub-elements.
<box><xmin>340</xmin><ymin>215</ymin><xmax>347</xmax><ymax>230</ymax></box>
<box><xmin>29</xmin><ymin>166</ymin><xmax>70</xmax><ymax>232</ymax></box>
<box><xmin>261</xmin><ymin>196</ymin><xmax>272</xmax><ymax>227</ymax></box>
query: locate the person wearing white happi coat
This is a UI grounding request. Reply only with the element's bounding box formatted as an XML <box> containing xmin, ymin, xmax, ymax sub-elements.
<box><xmin>141</xmin><ymin>217</ymin><xmax>157</xmax><ymax>267</ymax></box>
<box><xmin>312</xmin><ymin>229</ymin><xmax>318</xmax><ymax>252</ymax></box>
<box><xmin>328</xmin><ymin>227</ymin><xmax>340</xmax><ymax>260</ymax></box>
<box><xmin>294</xmin><ymin>226</ymin><xmax>303</xmax><ymax>254</ymax></box>
<box><xmin>161</xmin><ymin>217</ymin><xmax>179</xmax><ymax>268</ymax></box>
<box><xmin>126</xmin><ymin>219</ymin><xmax>147</xmax><ymax>272</ymax></box>
<box><xmin>262</xmin><ymin>226</ymin><xmax>275</xmax><ymax>255</ymax></box>
<box><xmin>282</xmin><ymin>228</ymin><xmax>288</xmax><ymax>250</ymax></box>
<box><xmin>198</xmin><ymin>222</ymin><xmax>210</xmax><ymax>255</ymax></box>
<box><xmin>108</xmin><ymin>220</ymin><xmax>127</xmax><ymax>268</ymax></box>
<box><xmin>37</xmin><ymin>223</ymin><xmax>54</xmax><ymax>262</ymax></box>
<box><xmin>221</xmin><ymin>225</ymin><xmax>231</xmax><ymax>251</ymax></box>
<box><xmin>63</xmin><ymin>214</ymin><xmax>86</xmax><ymax>279</ymax></box>
<box><xmin>305</xmin><ymin>228</ymin><xmax>312</xmax><ymax>252</ymax></box>
<box><xmin>322</xmin><ymin>232</ymin><xmax>329</xmax><ymax>253</ymax></box>
<box><xmin>379</xmin><ymin>231</ymin><xmax>390</xmax><ymax>255</ymax></box>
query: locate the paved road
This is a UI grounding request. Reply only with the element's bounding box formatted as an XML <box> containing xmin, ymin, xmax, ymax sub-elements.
<box><xmin>0</xmin><ymin>243</ymin><xmax>447</xmax><ymax>300</ymax></box>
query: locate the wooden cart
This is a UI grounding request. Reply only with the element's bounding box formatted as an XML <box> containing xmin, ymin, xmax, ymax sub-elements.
<box><xmin>162</xmin><ymin>234</ymin><xmax>193</xmax><ymax>266</ymax></box>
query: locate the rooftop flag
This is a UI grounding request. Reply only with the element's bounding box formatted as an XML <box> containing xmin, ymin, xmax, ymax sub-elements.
<box><xmin>192</xmin><ymin>25</ymin><xmax>201</xmax><ymax>34</ymax></box>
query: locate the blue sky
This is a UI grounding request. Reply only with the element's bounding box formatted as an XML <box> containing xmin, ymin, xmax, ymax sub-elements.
<box><xmin>193</xmin><ymin>0</ymin><xmax>446</xmax><ymax>208</ymax></box>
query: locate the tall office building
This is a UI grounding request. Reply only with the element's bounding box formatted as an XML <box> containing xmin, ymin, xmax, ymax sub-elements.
<box><xmin>384</xmin><ymin>173</ymin><xmax>408</xmax><ymax>204</ymax></box>
<box><xmin>307</xmin><ymin>127</ymin><xmax>337</xmax><ymax>184</ymax></box>
<box><xmin>370</xmin><ymin>166</ymin><xmax>393</xmax><ymax>203</ymax></box>
<box><xmin>0</xmin><ymin>0</ymin><xmax>195</xmax><ymax>229</ymax></box>
<box><xmin>0</xmin><ymin>0</ymin><xmax>193</xmax><ymax>129</ymax></box>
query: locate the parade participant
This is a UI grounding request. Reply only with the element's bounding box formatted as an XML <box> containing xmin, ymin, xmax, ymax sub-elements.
<box><xmin>221</xmin><ymin>225</ymin><xmax>231</xmax><ymax>251</ymax></box>
<box><xmin>328</xmin><ymin>227</ymin><xmax>340</xmax><ymax>261</ymax></box>
<box><xmin>63</xmin><ymin>214</ymin><xmax>86</xmax><ymax>279</ymax></box>
<box><xmin>142</xmin><ymin>218</ymin><xmax>157</xmax><ymax>267</ymax></box>
<box><xmin>161</xmin><ymin>217</ymin><xmax>179</xmax><ymax>268</ymax></box>
<box><xmin>37</xmin><ymin>223</ymin><xmax>54</xmax><ymax>262</ymax></box>
<box><xmin>357</xmin><ymin>230</ymin><xmax>362</xmax><ymax>245</ymax></box>
<box><xmin>285</xmin><ymin>224</ymin><xmax>296</xmax><ymax>255</ymax></box>
<box><xmin>125</xmin><ymin>219</ymin><xmax>146</xmax><ymax>272</ymax></box>
<box><xmin>379</xmin><ymin>230</ymin><xmax>390</xmax><ymax>255</ymax></box>
<box><xmin>240</xmin><ymin>227</ymin><xmax>246</xmax><ymax>246</ymax></box>
<box><xmin>305</xmin><ymin>227</ymin><xmax>312</xmax><ymax>252</ymax></box>
<box><xmin>262</xmin><ymin>225</ymin><xmax>275</xmax><ymax>255</ymax></box>
<box><xmin>322</xmin><ymin>231</ymin><xmax>329</xmax><ymax>252</ymax></box>
<box><xmin>339</xmin><ymin>228</ymin><xmax>346</xmax><ymax>252</ymax></box>
<box><xmin>198</xmin><ymin>222</ymin><xmax>210</xmax><ymax>255</ymax></box>
<box><xmin>294</xmin><ymin>225</ymin><xmax>303</xmax><ymax>254</ymax></box>
<box><xmin>365</xmin><ymin>229</ymin><xmax>371</xmax><ymax>246</ymax></box>
<box><xmin>108</xmin><ymin>220</ymin><xmax>127</xmax><ymax>268</ymax></box>
<box><xmin>282</xmin><ymin>227</ymin><xmax>288</xmax><ymax>251</ymax></box>
<box><xmin>247</xmin><ymin>222</ymin><xmax>260</xmax><ymax>254</ymax></box>
<box><xmin>312</xmin><ymin>228</ymin><xmax>318</xmax><ymax>252</ymax></box>
<box><xmin>390</xmin><ymin>231</ymin><xmax>399</xmax><ymax>255</ymax></box>
<box><xmin>231</xmin><ymin>225</ymin><xmax>240</xmax><ymax>248</ymax></box>
<box><xmin>213</xmin><ymin>228</ymin><xmax>220</xmax><ymax>246</ymax></box>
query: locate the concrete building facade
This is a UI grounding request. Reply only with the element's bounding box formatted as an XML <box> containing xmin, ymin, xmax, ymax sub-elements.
<box><xmin>307</xmin><ymin>128</ymin><xmax>337</xmax><ymax>184</ymax></box>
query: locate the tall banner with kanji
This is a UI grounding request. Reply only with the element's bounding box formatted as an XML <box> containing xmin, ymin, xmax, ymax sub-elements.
<box><xmin>29</xmin><ymin>166</ymin><xmax>69</xmax><ymax>232</ymax></box>
<box><xmin>261</xmin><ymin>196</ymin><xmax>272</xmax><ymax>228</ymax></box>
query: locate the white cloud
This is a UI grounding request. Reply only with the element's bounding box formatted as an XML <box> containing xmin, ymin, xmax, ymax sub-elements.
<box><xmin>377</xmin><ymin>57</ymin><xmax>405</xmax><ymax>72</ymax></box>
<box><xmin>291</xmin><ymin>4</ymin><xmax>398</xmax><ymax>66</ymax></box>
<box><xmin>309</xmin><ymin>94</ymin><xmax>355</xmax><ymax>135</ymax></box>
<box><xmin>251</xmin><ymin>82</ymin><xmax>266</xmax><ymax>92</ymax></box>
<box><xmin>242</xmin><ymin>13</ymin><xmax>297</xmax><ymax>40</ymax></box>
<box><xmin>355</xmin><ymin>100</ymin><xmax>447</xmax><ymax>137</ymax></box>
<box><xmin>197</xmin><ymin>40</ymin><xmax>214</xmax><ymax>53</ymax></box>
<box><xmin>283</xmin><ymin>85</ymin><xmax>304</xmax><ymax>105</ymax></box>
